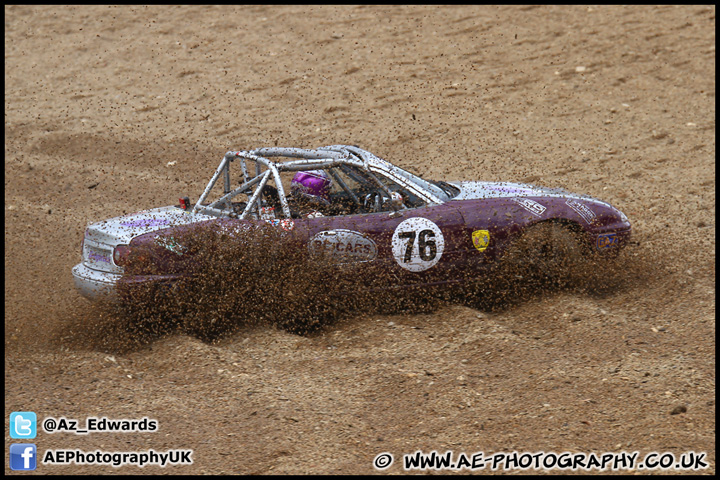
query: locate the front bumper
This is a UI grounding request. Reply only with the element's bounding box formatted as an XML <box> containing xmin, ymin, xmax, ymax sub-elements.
<box><xmin>72</xmin><ymin>263</ymin><xmax>122</xmax><ymax>300</ymax></box>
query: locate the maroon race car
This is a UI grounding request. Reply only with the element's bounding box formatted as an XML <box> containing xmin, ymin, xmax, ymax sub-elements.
<box><xmin>72</xmin><ymin>145</ymin><xmax>631</xmax><ymax>299</ymax></box>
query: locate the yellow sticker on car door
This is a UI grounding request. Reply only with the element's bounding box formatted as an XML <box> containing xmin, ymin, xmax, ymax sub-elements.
<box><xmin>472</xmin><ymin>230</ymin><xmax>490</xmax><ymax>252</ymax></box>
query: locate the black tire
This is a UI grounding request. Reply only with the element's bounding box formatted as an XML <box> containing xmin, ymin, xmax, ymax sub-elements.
<box><xmin>502</xmin><ymin>222</ymin><xmax>585</xmax><ymax>285</ymax></box>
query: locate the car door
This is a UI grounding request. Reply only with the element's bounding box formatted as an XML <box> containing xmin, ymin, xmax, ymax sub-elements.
<box><xmin>291</xmin><ymin>203</ymin><xmax>467</xmax><ymax>289</ymax></box>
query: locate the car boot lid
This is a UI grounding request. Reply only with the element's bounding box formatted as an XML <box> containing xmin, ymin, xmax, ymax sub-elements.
<box><xmin>84</xmin><ymin>206</ymin><xmax>215</xmax><ymax>246</ymax></box>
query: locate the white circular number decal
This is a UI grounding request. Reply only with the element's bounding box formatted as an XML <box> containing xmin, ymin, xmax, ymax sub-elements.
<box><xmin>391</xmin><ymin>217</ymin><xmax>445</xmax><ymax>272</ymax></box>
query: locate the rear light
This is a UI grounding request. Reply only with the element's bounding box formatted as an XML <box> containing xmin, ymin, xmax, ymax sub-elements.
<box><xmin>179</xmin><ymin>197</ymin><xmax>191</xmax><ymax>210</ymax></box>
<box><xmin>113</xmin><ymin>245</ymin><xmax>131</xmax><ymax>266</ymax></box>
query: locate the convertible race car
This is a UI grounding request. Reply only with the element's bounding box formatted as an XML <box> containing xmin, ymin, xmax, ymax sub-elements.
<box><xmin>72</xmin><ymin>145</ymin><xmax>631</xmax><ymax>299</ymax></box>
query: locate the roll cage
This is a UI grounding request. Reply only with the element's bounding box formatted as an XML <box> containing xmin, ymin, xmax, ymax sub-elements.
<box><xmin>191</xmin><ymin>145</ymin><xmax>449</xmax><ymax>220</ymax></box>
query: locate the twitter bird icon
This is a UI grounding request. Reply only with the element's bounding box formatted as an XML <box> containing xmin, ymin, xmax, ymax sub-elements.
<box><xmin>10</xmin><ymin>412</ymin><xmax>37</xmax><ymax>439</ymax></box>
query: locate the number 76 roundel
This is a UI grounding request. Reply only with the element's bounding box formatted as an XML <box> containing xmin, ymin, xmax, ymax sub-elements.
<box><xmin>391</xmin><ymin>217</ymin><xmax>445</xmax><ymax>272</ymax></box>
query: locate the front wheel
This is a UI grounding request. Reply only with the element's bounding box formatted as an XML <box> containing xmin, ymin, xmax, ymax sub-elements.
<box><xmin>501</xmin><ymin>222</ymin><xmax>586</xmax><ymax>285</ymax></box>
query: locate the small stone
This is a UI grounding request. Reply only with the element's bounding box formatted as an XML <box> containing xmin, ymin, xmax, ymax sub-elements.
<box><xmin>167</xmin><ymin>161</ymin><xmax>177</xmax><ymax>167</ymax></box>
<box><xmin>575</xmin><ymin>66</ymin><xmax>586</xmax><ymax>73</ymax></box>
<box><xmin>670</xmin><ymin>405</ymin><xmax>687</xmax><ymax>415</ymax></box>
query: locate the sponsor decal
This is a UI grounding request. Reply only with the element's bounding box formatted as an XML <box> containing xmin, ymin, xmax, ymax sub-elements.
<box><xmin>264</xmin><ymin>218</ymin><xmax>295</xmax><ymax>231</ymax></box>
<box><xmin>309</xmin><ymin>230</ymin><xmax>378</xmax><ymax>264</ymax></box>
<box><xmin>565</xmin><ymin>199</ymin><xmax>597</xmax><ymax>224</ymax></box>
<box><xmin>471</xmin><ymin>230</ymin><xmax>490</xmax><ymax>252</ymax></box>
<box><xmin>260</xmin><ymin>206</ymin><xmax>276</xmax><ymax>221</ymax></box>
<box><xmin>119</xmin><ymin>218</ymin><xmax>171</xmax><ymax>228</ymax></box>
<box><xmin>86</xmin><ymin>246</ymin><xmax>111</xmax><ymax>264</ymax></box>
<box><xmin>155</xmin><ymin>235</ymin><xmax>187</xmax><ymax>255</ymax></box>
<box><xmin>596</xmin><ymin>233</ymin><xmax>619</xmax><ymax>250</ymax></box>
<box><xmin>391</xmin><ymin>217</ymin><xmax>445</xmax><ymax>272</ymax></box>
<box><xmin>511</xmin><ymin>197</ymin><xmax>546</xmax><ymax>217</ymax></box>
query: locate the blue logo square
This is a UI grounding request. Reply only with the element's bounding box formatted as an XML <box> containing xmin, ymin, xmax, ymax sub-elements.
<box><xmin>9</xmin><ymin>444</ymin><xmax>37</xmax><ymax>471</ymax></box>
<box><xmin>10</xmin><ymin>412</ymin><xmax>37</xmax><ymax>439</ymax></box>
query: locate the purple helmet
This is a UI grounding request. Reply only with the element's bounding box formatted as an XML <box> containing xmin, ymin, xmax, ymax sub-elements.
<box><xmin>291</xmin><ymin>170</ymin><xmax>332</xmax><ymax>203</ymax></box>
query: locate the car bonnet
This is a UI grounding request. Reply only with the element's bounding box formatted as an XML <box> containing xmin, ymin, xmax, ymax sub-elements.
<box><xmin>447</xmin><ymin>181</ymin><xmax>610</xmax><ymax>206</ymax></box>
